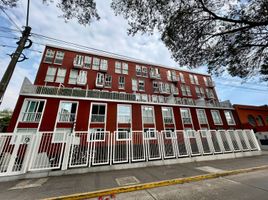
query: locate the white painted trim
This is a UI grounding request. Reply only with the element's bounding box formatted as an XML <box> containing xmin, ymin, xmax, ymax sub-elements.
<box><xmin>116</xmin><ymin>104</ymin><xmax>132</xmax><ymax>132</ymax></box>
<box><xmin>89</xmin><ymin>102</ymin><xmax>107</xmax><ymax>131</ymax></box>
<box><xmin>56</xmin><ymin>100</ymin><xmax>79</xmax><ymax>124</ymax></box>
<box><xmin>211</xmin><ymin>110</ymin><xmax>223</xmax><ymax>126</ymax></box>
<box><xmin>196</xmin><ymin>109</ymin><xmax>210</xmax><ymax>129</ymax></box>
<box><xmin>224</xmin><ymin>110</ymin><xmax>236</xmax><ymax>126</ymax></box>
<box><xmin>45</xmin><ymin>44</ymin><xmax>212</xmax><ymax>77</ymax></box>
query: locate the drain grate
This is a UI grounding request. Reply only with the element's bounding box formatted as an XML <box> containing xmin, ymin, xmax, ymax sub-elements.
<box><xmin>115</xmin><ymin>176</ymin><xmax>140</xmax><ymax>186</ymax></box>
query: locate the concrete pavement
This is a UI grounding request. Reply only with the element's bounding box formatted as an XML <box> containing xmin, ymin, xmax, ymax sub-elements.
<box><xmin>0</xmin><ymin>154</ymin><xmax>268</xmax><ymax>199</ymax></box>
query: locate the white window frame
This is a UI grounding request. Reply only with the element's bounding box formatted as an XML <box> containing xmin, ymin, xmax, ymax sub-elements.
<box><xmin>211</xmin><ymin>110</ymin><xmax>223</xmax><ymax>125</ymax></box>
<box><xmin>45</xmin><ymin>66</ymin><xmax>56</xmax><ymax>82</ymax></box>
<box><xmin>43</xmin><ymin>49</ymin><xmax>55</xmax><ymax>63</ymax></box>
<box><xmin>224</xmin><ymin>110</ymin><xmax>236</xmax><ymax>125</ymax></box>
<box><xmin>132</xmin><ymin>79</ymin><xmax>138</xmax><ymax>91</ymax></box>
<box><xmin>57</xmin><ymin>101</ymin><xmax>78</xmax><ymax>123</ymax></box>
<box><xmin>162</xmin><ymin>107</ymin><xmax>174</xmax><ymax>124</ymax></box>
<box><xmin>54</xmin><ymin>51</ymin><xmax>64</xmax><ymax>65</ymax></box>
<box><xmin>100</xmin><ymin>59</ymin><xmax>108</xmax><ymax>71</ymax></box>
<box><xmin>122</xmin><ymin>63</ymin><xmax>128</xmax><ymax>74</ymax></box>
<box><xmin>92</xmin><ymin>57</ymin><xmax>100</xmax><ymax>70</ymax></box>
<box><xmin>68</xmin><ymin>69</ymin><xmax>78</xmax><ymax>84</ymax></box>
<box><xmin>180</xmin><ymin>108</ymin><xmax>192</xmax><ymax>124</ymax></box>
<box><xmin>55</xmin><ymin>68</ymin><xmax>66</xmax><ymax>83</ymax></box>
<box><xmin>90</xmin><ymin>103</ymin><xmax>107</xmax><ymax>123</ymax></box>
<box><xmin>104</xmin><ymin>74</ymin><xmax>112</xmax><ymax>88</ymax></box>
<box><xmin>142</xmin><ymin>66</ymin><xmax>148</xmax><ymax>77</ymax></box>
<box><xmin>136</xmin><ymin>65</ymin><xmax>142</xmax><ymax>76</ymax></box>
<box><xmin>84</xmin><ymin>56</ymin><xmax>92</xmax><ymax>68</ymax></box>
<box><xmin>118</xmin><ymin>76</ymin><xmax>125</xmax><ymax>89</ymax></box>
<box><xmin>20</xmin><ymin>99</ymin><xmax>45</xmax><ymax>123</ymax></box>
<box><xmin>138</xmin><ymin>80</ymin><xmax>145</xmax><ymax>91</ymax></box>
<box><xmin>115</xmin><ymin>61</ymin><xmax>122</xmax><ymax>74</ymax></box>
<box><xmin>142</xmin><ymin>106</ymin><xmax>155</xmax><ymax>124</ymax></box>
<box><xmin>117</xmin><ymin>104</ymin><xmax>131</xmax><ymax>124</ymax></box>
<box><xmin>196</xmin><ymin>109</ymin><xmax>208</xmax><ymax>125</ymax></box>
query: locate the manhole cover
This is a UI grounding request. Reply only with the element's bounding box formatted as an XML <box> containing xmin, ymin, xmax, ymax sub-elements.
<box><xmin>115</xmin><ymin>176</ymin><xmax>140</xmax><ymax>186</ymax></box>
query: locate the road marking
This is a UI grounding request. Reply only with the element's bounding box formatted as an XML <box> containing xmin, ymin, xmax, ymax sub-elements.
<box><xmin>196</xmin><ymin>166</ymin><xmax>225</xmax><ymax>173</ymax></box>
<box><xmin>9</xmin><ymin>178</ymin><xmax>48</xmax><ymax>190</ymax></box>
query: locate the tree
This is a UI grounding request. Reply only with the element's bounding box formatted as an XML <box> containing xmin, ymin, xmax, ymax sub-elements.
<box><xmin>0</xmin><ymin>0</ymin><xmax>100</xmax><ymax>25</ymax></box>
<box><xmin>111</xmin><ymin>0</ymin><xmax>268</xmax><ymax>81</ymax></box>
<box><xmin>0</xmin><ymin>109</ymin><xmax>12</xmax><ymax>132</ymax></box>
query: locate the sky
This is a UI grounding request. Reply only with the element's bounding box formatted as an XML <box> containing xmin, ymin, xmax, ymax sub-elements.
<box><xmin>0</xmin><ymin>0</ymin><xmax>267</xmax><ymax>111</ymax></box>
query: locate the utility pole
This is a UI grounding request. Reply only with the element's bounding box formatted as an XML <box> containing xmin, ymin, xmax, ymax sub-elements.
<box><xmin>0</xmin><ymin>0</ymin><xmax>31</xmax><ymax>105</ymax></box>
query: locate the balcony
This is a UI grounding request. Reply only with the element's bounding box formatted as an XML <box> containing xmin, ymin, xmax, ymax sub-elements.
<box><xmin>58</xmin><ymin>113</ymin><xmax>76</xmax><ymax>122</ymax></box>
<box><xmin>168</xmin><ymin>75</ymin><xmax>179</xmax><ymax>83</ymax></box>
<box><xmin>20</xmin><ymin>78</ymin><xmax>233</xmax><ymax>109</ymax></box>
<box><xmin>21</xmin><ymin>112</ymin><xmax>42</xmax><ymax>122</ymax></box>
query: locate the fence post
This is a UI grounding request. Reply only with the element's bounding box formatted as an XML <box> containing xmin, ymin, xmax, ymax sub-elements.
<box><xmin>22</xmin><ymin>133</ymin><xmax>36</xmax><ymax>174</ymax></box>
<box><xmin>61</xmin><ymin>133</ymin><xmax>72</xmax><ymax>170</ymax></box>
<box><xmin>251</xmin><ymin>129</ymin><xmax>261</xmax><ymax>151</ymax></box>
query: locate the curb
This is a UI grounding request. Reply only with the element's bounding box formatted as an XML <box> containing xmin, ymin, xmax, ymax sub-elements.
<box><xmin>44</xmin><ymin>165</ymin><xmax>268</xmax><ymax>200</ymax></box>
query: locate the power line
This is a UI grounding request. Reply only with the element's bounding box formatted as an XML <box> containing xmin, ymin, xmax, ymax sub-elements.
<box><xmin>0</xmin><ymin>26</ymin><xmax>21</xmax><ymax>32</ymax></box>
<box><xmin>0</xmin><ymin>35</ymin><xmax>18</xmax><ymax>40</ymax></box>
<box><xmin>0</xmin><ymin>44</ymin><xmax>42</xmax><ymax>53</ymax></box>
<box><xmin>0</xmin><ymin>6</ymin><xmax>22</xmax><ymax>31</ymax></box>
<box><xmin>215</xmin><ymin>82</ymin><xmax>267</xmax><ymax>92</ymax></box>
<box><xmin>215</xmin><ymin>77</ymin><xmax>267</xmax><ymax>88</ymax></box>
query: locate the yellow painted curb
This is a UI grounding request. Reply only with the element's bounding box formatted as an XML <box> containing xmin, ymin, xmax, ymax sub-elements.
<box><xmin>44</xmin><ymin>165</ymin><xmax>268</xmax><ymax>200</ymax></box>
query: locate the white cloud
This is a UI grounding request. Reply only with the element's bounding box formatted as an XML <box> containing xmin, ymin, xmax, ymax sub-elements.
<box><xmin>0</xmin><ymin>0</ymin><xmax>267</xmax><ymax>110</ymax></box>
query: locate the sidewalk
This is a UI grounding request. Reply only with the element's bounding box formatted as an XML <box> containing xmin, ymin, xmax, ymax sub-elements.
<box><xmin>0</xmin><ymin>153</ymin><xmax>268</xmax><ymax>200</ymax></box>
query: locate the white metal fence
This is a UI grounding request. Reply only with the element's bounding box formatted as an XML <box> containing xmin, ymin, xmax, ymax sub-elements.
<box><xmin>0</xmin><ymin>129</ymin><xmax>261</xmax><ymax>176</ymax></box>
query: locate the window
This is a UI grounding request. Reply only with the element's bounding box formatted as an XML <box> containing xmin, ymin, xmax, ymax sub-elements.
<box><xmin>181</xmin><ymin>85</ymin><xmax>187</xmax><ymax>96</ymax></box>
<box><xmin>117</xmin><ymin>105</ymin><xmax>131</xmax><ymax>123</ymax></box>
<box><xmin>132</xmin><ymin>79</ymin><xmax>138</xmax><ymax>91</ymax></box>
<box><xmin>142</xmin><ymin>106</ymin><xmax>154</xmax><ymax>124</ymax></box>
<box><xmin>118</xmin><ymin>76</ymin><xmax>125</xmax><ymax>89</ymax></box>
<box><xmin>43</xmin><ymin>49</ymin><xmax>55</xmax><ymax>63</ymax></box>
<box><xmin>73</xmin><ymin>55</ymin><xmax>84</xmax><ymax>68</ymax></box>
<box><xmin>153</xmin><ymin>81</ymin><xmax>159</xmax><ymax>93</ymax></box>
<box><xmin>142</xmin><ymin>66</ymin><xmax>147</xmax><ymax>77</ymax></box>
<box><xmin>91</xmin><ymin>104</ymin><xmax>106</xmax><ymax>122</ymax></box>
<box><xmin>122</xmin><ymin>63</ymin><xmax>128</xmax><ymax>74</ymax></box>
<box><xmin>58</xmin><ymin>102</ymin><xmax>77</xmax><ymax>122</ymax></box>
<box><xmin>84</xmin><ymin>56</ymin><xmax>92</xmax><ymax>68</ymax></box>
<box><xmin>195</xmin><ymin>87</ymin><xmax>205</xmax><ymax>98</ymax></box>
<box><xmin>89</xmin><ymin>128</ymin><xmax>105</xmax><ymax>141</ymax></box>
<box><xmin>248</xmin><ymin>115</ymin><xmax>256</xmax><ymax>126</ymax></box>
<box><xmin>186</xmin><ymin>85</ymin><xmax>191</xmax><ymax>96</ymax></box>
<box><xmin>197</xmin><ymin>109</ymin><xmax>207</xmax><ymax>124</ymax></box>
<box><xmin>144</xmin><ymin>128</ymin><xmax>157</xmax><ymax>139</ymax></box>
<box><xmin>179</xmin><ymin>73</ymin><xmax>185</xmax><ymax>83</ymax></box>
<box><xmin>92</xmin><ymin>57</ymin><xmax>100</xmax><ymax>70</ymax></box>
<box><xmin>138</xmin><ymin>80</ymin><xmax>145</xmax><ymax>91</ymax></box>
<box><xmin>149</xmin><ymin>67</ymin><xmax>160</xmax><ymax>79</ymax></box>
<box><xmin>211</xmin><ymin>110</ymin><xmax>223</xmax><ymax>125</ymax></box>
<box><xmin>162</xmin><ymin>107</ymin><xmax>174</xmax><ymax>124</ymax></box>
<box><xmin>206</xmin><ymin>88</ymin><xmax>215</xmax><ymax>98</ymax></box>
<box><xmin>100</xmin><ymin>59</ymin><xmax>108</xmax><ymax>71</ymax></box>
<box><xmin>203</xmin><ymin>77</ymin><xmax>208</xmax><ymax>86</ymax></box>
<box><xmin>170</xmin><ymin>84</ymin><xmax>179</xmax><ymax>95</ymax></box>
<box><xmin>136</xmin><ymin>65</ymin><xmax>142</xmax><ymax>76</ymax></box>
<box><xmin>116</xmin><ymin>129</ymin><xmax>130</xmax><ymax>140</ymax></box>
<box><xmin>256</xmin><ymin>115</ymin><xmax>264</xmax><ymax>126</ymax></box>
<box><xmin>68</xmin><ymin>69</ymin><xmax>78</xmax><ymax>84</ymax></box>
<box><xmin>104</xmin><ymin>74</ymin><xmax>112</xmax><ymax>88</ymax></box>
<box><xmin>54</xmin><ymin>51</ymin><xmax>64</xmax><ymax>64</ymax></box>
<box><xmin>115</xmin><ymin>61</ymin><xmax>121</xmax><ymax>73</ymax></box>
<box><xmin>181</xmin><ymin>85</ymin><xmax>191</xmax><ymax>96</ymax></box>
<box><xmin>224</xmin><ymin>111</ymin><xmax>235</xmax><ymax>125</ymax></box>
<box><xmin>189</xmin><ymin>74</ymin><xmax>195</xmax><ymax>84</ymax></box>
<box><xmin>180</xmin><ymin>108</ymin><xmax>192</xmax><ymax>124</ymax></box>
<box><xmin>21</xmin><ymin>100</ymin><xmax>45</xmax><ymax>122</ymax></box>
<box><xmin>194</xmin><ymin>75</ymin><xmax>199</xmax><ymax>84</ymax></box>
<box><xmin>77</xmin><ymin>70</ymin><xmax>87</xmax><ymax>85</ymax></box>
<box><xmin>96</xmin><ymin>73</ymin><xmax>104</xmax><ymax>87</ymax></box>
<box><xmin>45</xmin><ymin>67</ymin><xmax>56</xmax><ymax>82</ymax></box>
<box><xmin>55</xmin><ymin>68</ymin><xmax>66</xmax><ymax>83</ymax></box>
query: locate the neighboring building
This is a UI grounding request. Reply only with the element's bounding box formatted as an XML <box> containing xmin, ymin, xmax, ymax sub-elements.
<box><xmin>8</xmin><ymin>44</ymin><xmax>240</xmax><ymax>134</ymax></box>
<box><xmin>234</xmin><ymin>104</ymin><xmax>268</xmax><ymax>149</ymax></box>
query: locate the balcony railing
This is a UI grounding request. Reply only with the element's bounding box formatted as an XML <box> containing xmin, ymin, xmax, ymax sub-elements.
<box><xmin>91</xmin><ymin>114</ymin><xmax>105</xmax><ymax>123</ymax></box>
<box><xmin>142</xmin><ymin>116</ymin><xmax>154</xmax><ymax>124</ymax></box>
<box><xmin>58</xmin><ymin>113</ymin><xmax>76</xmax><ymax>122</ymax></box>
<box><xmin>117</xmin><ymin>116</ymin><xmax>131</xmax><ymax>123</ymax></box>
<box><xmin>21</xmin><ymin>112</ymin><xmax>42</xmax><ymax>122</ymax></box>
<box><xmin>20</xmin><ymin>78</ymin><xmax>233</xmax><ymax>109</ymax></box>
<box><xmin>163</xmin><ymin>117</ymin><xmax>174</xmax><ymax>124</ymax></box>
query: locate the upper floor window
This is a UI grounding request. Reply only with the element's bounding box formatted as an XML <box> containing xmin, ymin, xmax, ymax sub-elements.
<box><xmin>84</xmin><ymin>56</ymin><xmax>92</xmax><ymax>68</ymax></box>
<box><xmin>45</xmin><ymin>67</ymin><xmax>57</xmax><ymax>82</ymax></box>
<box><xmin>136</xmin><ymin>65</ymin><xmax>142</xmax><ymax>76</ymax></box>
<box><xmin>256</xmin><ymin>115</ymin><xmax>264</xmax><ymax>126</ymax></box>
<box><xmin>77</xmin><ymin>70</ymin><xmax>87</xmax><ymax>85</ymax></box>
<box><xmin>91</xmin><ymin>104</ymin><xmax>106</xmax><ymax>123</ymax></box>
<box><xmin>118</xmin><ymin>76</ymin><xmax>125</xmax><ymax>89</ymax></box>
<box><xmin>138</xmin><ymin>80</ymin><xmax>145</xmax><ymax>91</ymax></box>
<box><xmin>55</xmin><ymin>68</ymin><xmax>67</xmax><ymax>83</ymax></box>
<box><xmin>153</xmin><ymin>81</ymin><xmax>159</xmax><ymax>93</ymax></box>
<box><xmin>248</xmin><ymin>115</ymin><xmax>256</xmax><ymax>126</ymax></box>
<box><xmin>73</xmin><ymin>55</ymin><xmax>84</xmax><ymax>68</ymax></box>
<box><xmin>132</xmin><ymin>79</ymin><xmax>138</xmax><ymax>91</ymax></box>
<box><xmin>211</xmin><ymin>110</ymin><xmax>222</xmax><ymax>125</ymax></box>
<box><xmin>115</xmin><ymin>61</ymin><xmax>128</xmax><ymax>74</ymax></box>
<box><xmin>58</xmin><ymin>102</ymin><xmax>77</xmax><ymax>122</ymax></box>
<box><xmin>21</xmin><ymin>100</ymin><xmax>45</xmax><ymax>122</ymax></box>
<box><xmin>104</xmin><ymin>74</ymin><xmax>112</xmax><ymax>88</ymax></box>
<box><xmin>196</xmin><ymin>109</ymin><xmax>207</xmax><ymax>124</ymax></box>
<box><xmin>224</xmin><ymin>110</ymin><xmax>235</xmax><ymax>125</ymax></box>
<box><xmin>92</xmin><ymin>57</ymin><xmax>100</xmax><ymax>70</ymax></box>
<box><xmin>180</xmin><ymin>108</ymin><xmax>192</xmax><ymax>124</ymax></box>
<box><xmin>43</xmin><ymin>49</ymin><xmax>55</xmax><ymax>63</ymax></box>
<box><xmin>189</xmin><ymin>74</ymin><xmax>199</xmax><ymax>85</ymax></box>
<box><xmin>96</xmin><ymin>72</ymin><xmax>105</xmax><ymax>87</ymax></box>
<box><xmin>195</xmin><ymin>86</ymin><xmax>205</xmax><ymax>98</ymax></box>
<box><xmin>54</xmin><ymin>51</ymin><xmax>64</xmax><ymax>65</ymax></box>
<box><xmin>142</xmin><ymin>106</ymin><xmax>154</xmax><ymax>124</ymax></box>
<box><xmin>162</xmin><ymin>107</ymin><xmax>174</xmax><ymax>124</ymax></box>
<box><xmin>142</xmin><ymin>66</ymin><xmax>148</xmax><ymax>77</ymax></box>
<box><xmin>68</xmin><ymin>69</ymin><xmax>78</xmax><ymax>84</ymax></box>
<box><xmin>117</xmin><ymin>105</ymin><xmax>131</xmax><ymax>123</ymax></box>
<box><xmin>149</xmin><ymin>67</ymin><xmax>161</xmax><ymax>79</ymax></box>
<box><xmin>100</xmin><ymin>59</ymin><xmax>108</xmax><ymax>71</ymax></box>
<box><xmin>179</xmin><ymin>73</ymin><xmax>185</xmax><ymax>83</ymax></box>
<box><xmin>181</xmin><ymin>85</ymin><xmax>191</xmax><ymax>96</ymax></box>
<box><xmin>206</xmin><ymin>88</ymin><xmax>215</xmax><ymax>98</ymax></box>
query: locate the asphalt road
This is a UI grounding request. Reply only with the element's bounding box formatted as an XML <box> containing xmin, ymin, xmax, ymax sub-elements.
<box><xmin>100</xmin><ymin>169</ymin><xmax>268</xmax><ymax>200</ymax></box>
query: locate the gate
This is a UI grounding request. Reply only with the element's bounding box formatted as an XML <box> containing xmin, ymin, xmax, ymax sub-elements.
<box><xmin>208</xmin><ymin>130</ymin><xmax>223</xmax><ymax>153</ymax></box>
<box><xmin>197</xmin><ymin>130</ymin><xmax>213</xmax><ymax>154</ymax></box>
<box><xmin>174</xmin><ymin>130</ymin><xmax>189</xmax><ymax>157</ymax></box>
<box><xmin>227</xmin><ymin>130</ymin><xmax>241</xmax><ymax>152</ymax></box>
<box><xmin>144</xmin><ymin>130</ymin><xmax>162</xmax><ymax>161</ymax></box>
<box><xmin>185</xmin><ymin>130</ymin><xmax>202</xmax><ymax>156</ymax></box>
<box><xmin>161</xmin><ymin>130</ymin><xmax>176</xmax><ymax>159</ymax></box>
<box><xmin>235</xmin><ymin>130</ymin><xmax>250</xmax><ymax>151</ymax></box>
<box><xmin>218</xmin><ymin>130</ymin><xmax>233</xmax><ymax>153</ymax></box>
<box><xmin>0</xmin><ymin>133</ymin><xmax>33</xmax><ymax>176</ymax></box>
<box><xmin>131</xmin><ymin>131</ymin><xmax>145</xmax><ymax>162</ymax></box>
<box><xmin>112</xmin><ymin>131</ymin><xmax>131</xmax><ymax>164</ymax></box>
<box><xmin>244</xmin><ymin>130</ymin><xmax>259</xmax><ymax>150</ymax></box>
